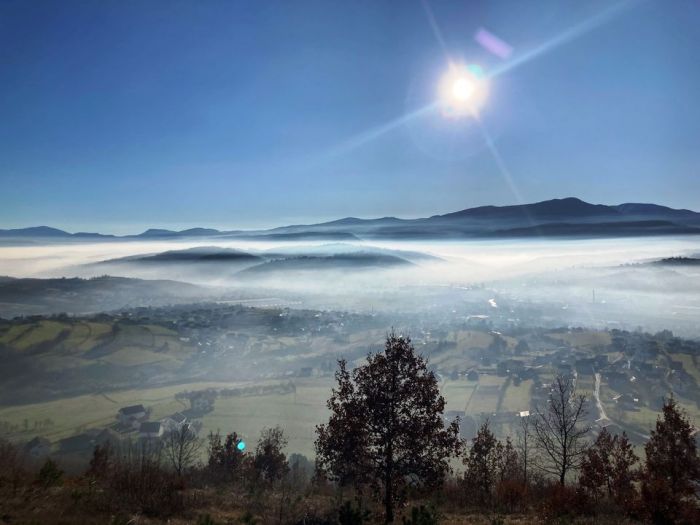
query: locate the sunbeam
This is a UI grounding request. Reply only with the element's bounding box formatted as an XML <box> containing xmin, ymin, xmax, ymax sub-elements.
<box><xmin>489</xmin><ymin>0</ymin><xmax>641</xmax><ymax>79</ymax></box>
<box><xmin>420</xmin><ymin>0</ymin><xmax>451</xmax><ymax>62</ymax></box>
<box><xmin>321</xmin><ymin>101</ymin><xmax>440</xmax><ymax>160</ymax></box>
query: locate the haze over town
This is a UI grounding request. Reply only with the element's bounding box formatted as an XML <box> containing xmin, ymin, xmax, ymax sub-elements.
<box><xmin>2</xmin><ymin>1</ymin><xmax>700</xmax><ymax>523</ymax></box>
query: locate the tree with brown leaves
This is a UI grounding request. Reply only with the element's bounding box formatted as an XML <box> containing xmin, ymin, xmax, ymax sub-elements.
<box><xmin>315</xmin><ymin>332</ymin><xmax>461</xmax><ymax>523</ymax></box>
<box><xmin>253</xmin><ymin>426</ymin><xmax>289</xmax><ymax>484</ymax></box>
<box><xmin>579</xmin><ymin>428</ymin><xmax>637</xmax><ymax>506</ymax></box>
<box><xmin>463</xmin><ymin>421</ymin><xmax>519</xmax><ymax>507</ymax></box>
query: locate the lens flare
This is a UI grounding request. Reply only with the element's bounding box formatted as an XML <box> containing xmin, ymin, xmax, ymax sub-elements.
<box><xmin>439</xmin><ymin>64</ymin><xmax>488</xmax><ymax>117</ymax></box>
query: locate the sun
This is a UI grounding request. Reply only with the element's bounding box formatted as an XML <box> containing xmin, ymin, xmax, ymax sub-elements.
<box><xmin>439</xmin><ymin>64</ymin><xmax>488</xmax><ymax>117</ymax></box>
<box><xmin>452</xmin><ymin>77</ymin><xmax>475</xmax><ymax>101</ymax></box>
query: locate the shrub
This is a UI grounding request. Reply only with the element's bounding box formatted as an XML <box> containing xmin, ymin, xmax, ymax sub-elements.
<box><xmin>337</xmin><ymin>500</ymin><xmax>371</xmax><ymax>525</ymax></box>
<box><xmin>401</xmin><ymin>504</ymin><xmax>439</xmax><ymax>525</ymax></box>
<box><xmin>197</xmin><ymin>515</ymin><xmax>219</xmax><ymax>525</ymax></box>
<box><xmin>536</xmin><ymin>483</ymin><xmax>589</xmax><ymax>522</ymax></box>
<box><xmin>37</xmin><ymin>458</ymin><xmax>63</xmax><ymax>488</ymax></box>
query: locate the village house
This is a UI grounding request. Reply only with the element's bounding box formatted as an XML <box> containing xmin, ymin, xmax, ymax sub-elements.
<box><xmin>117</xmin><ymin>404</ymin><xmax>147</xmax><ymax>428</ymax></box>
<box><xmin>161</xmin><ymin>412</ymin><xmax>188</xmax><ymax>433</ymax></box>
<box><xmin>139</xmin><ymin>421</ymin><xmax>163</xmax><ymax>440</ymax></box>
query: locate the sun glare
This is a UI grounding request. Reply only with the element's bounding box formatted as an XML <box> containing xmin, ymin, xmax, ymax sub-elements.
<box><xmin>439</xmin><ymin>64</ymin><xmax>488</xmax><ymax>117</ymax></box>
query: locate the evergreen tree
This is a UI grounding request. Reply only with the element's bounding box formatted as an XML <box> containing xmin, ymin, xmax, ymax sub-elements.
<box><xmin>641</xmin><ymin>397</ymin><xmax>700</xmax><ymax>523</ymax></box>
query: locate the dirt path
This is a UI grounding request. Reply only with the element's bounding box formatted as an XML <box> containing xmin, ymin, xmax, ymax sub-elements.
<box><xmin>594</xmin><ymin>373</ymin><xmax>609</xmax><ymax>422</ymax></box>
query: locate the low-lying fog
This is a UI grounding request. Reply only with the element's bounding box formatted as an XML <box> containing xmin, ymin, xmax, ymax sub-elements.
<box><xmin>1</xmin><ymin>236</ymin><xmax>699</xmax><ymax>335</ymax></box>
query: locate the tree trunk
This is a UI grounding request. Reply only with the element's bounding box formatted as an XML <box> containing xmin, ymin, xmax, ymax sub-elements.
<box><xmin>385</xmin><ymin>440</ymin><xmax>394</xmax><ymax>523</ymax></box>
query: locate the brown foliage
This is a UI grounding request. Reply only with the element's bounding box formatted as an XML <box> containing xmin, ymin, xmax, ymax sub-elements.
<box><xmin>315</xmin><ymin>332</ymin><xmax>461</xmax><ymax>523</ymax></box>
<box><xmin>536</xmin><ymin>482</ymin><xmax>590</xmax><ymax>521</ymax></box>
<box><xmin>87</xmin><ymin>440</ymin><xmax>186</xmax><ymax>516</ymax></box>
<box><xmin>579</xmin><ymin>428</ymin><xmax>638</xmax><ymax>511</ymax></box>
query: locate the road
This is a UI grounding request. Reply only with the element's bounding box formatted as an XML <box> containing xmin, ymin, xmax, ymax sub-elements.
<box><xmin>593</xmin><ymin>372</ymin><xmax>650</xmax><ymax>441</ymax></box>
<box><xmin>593</xmin><ymin>372</ymin><xmax>609</xmax><ymax>422</ymax></box>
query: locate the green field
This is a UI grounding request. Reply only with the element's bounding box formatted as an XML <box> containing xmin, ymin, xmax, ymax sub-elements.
<box><xmin>548</xmin><ymin>330</ymin><xmax>612</xmax><ymax>349</ymax></box>
<box><xmin>0</xmin><ymin>319</ymin><xmax>195</xmax><ymax>376</ymax></box>
<box><xmin>440</xmin><ymin>380</ymin><xmax>477</xmax><ymax>413</ymax></box>
<box><xmin>500</xmin><ymin>379</ymin><xmax>533</xmax><ymax>412</ymax></box>
<box><xmin>0</xmin><ymin>373</ymin><xmax>531</xmax><ymax>459</ymax></box>
<box><xmin>202</xmin><ymin>378</ymin><xmax>335</xmax><ymax>457</ymax></box>
<box><xmin>0</xmin><ymin>378</ymin><xmax>335</xmax><ymax>458</ymax></box>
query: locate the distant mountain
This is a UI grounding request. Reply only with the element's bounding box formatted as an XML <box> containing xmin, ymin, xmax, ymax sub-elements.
<box><xmin>226</xmin><ymin>231</ymin><xmax>361</xmax><ymax>241</ymax></box>
<box><xmin>100</xmin><ymin>246</ymin><xmax>262</xmax><ymax>264</ymax></box>
<box><xmin>487</xmin><ymin>220</ymin><xmax>700</xmax><ymax>238</ymax></box>
<box><xmin>93</xmin><ymin>244</ymin><xmax>433</xmax><ymax>280</ymax></box>
<box><xmin>3</xmin><ymin>198</ymin><xmax>700</xmax><ymax>241</ymax></box>
<box><xmin>237</xmin><ymin>252</ymin><xmax>413</xmax><ymax>277</ymax></box>
<box><xmin>132</xmin><ymin>228</ymin><xmax>227</xmax><ymax>238</ymax></box>
<box><xmin>432</xmin><ymin>197</ymin><xmax>619</xmax><ymax>221</ymax></box>
<box><xmin>651</xmin><ymin>257</ymin><xmax>700</xmax><ymax>266</ymax></box>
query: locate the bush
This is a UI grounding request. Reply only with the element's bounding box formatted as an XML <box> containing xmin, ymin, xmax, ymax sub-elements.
<box><xmin>494</xmin><ymin>478</ymin><xmax>527</xmax><ymax>513</ymax></box>
<box><xmin>337</xmin><ymin>500</ymin><xmax>371</xmax><ymax>525</ymax></box>
<box><xmin>37</xmin><ymin>458</ymin><xmax>63</xmax><ymax>488</ymax></box>
<box><xmin>536</xmin><ymin>483</ymin><xmax>590</xmax><ymax>522</ymax></box>
<box><xmin>88</xmin><ymin>440</ymin><xmax>185</xmax><ymax>517</ymax></box>
<box><xmin>402</xmin><ymin>504</ymin><xmax>439</xmax><ymax>525</ymax></box>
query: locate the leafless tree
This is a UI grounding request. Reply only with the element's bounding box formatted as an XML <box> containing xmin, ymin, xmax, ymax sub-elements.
<box><xmin>162</xmin><ymin>424</ymin><xmax>202</xmax><ymax>476</ymax></box>
<box><xmin>516</xmin><ymin>413</ymin><xmax>533</xmax><ymax>486</ymax></box>
<box><xmin>533</xmin><ymin>375</ymin><xmax>590</xmax><ymax>485</ymax></box>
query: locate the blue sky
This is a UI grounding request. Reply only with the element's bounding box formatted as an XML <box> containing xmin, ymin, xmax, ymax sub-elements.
<box><xmin>1</xmin><ymin>0</ymin><xmax>699</xmax><ymax>233</ymax></box>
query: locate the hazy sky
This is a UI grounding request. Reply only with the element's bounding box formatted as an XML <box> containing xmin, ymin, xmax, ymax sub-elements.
<box><xmin>1</xmin><ymin>0</ymin><xmax>699</xmax><ymax>233</ymax></box>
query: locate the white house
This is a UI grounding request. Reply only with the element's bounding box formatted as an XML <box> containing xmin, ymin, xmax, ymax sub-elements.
<box><xmin>160</xmin><ymin>412</ymin><xmax>188</xmax><ymax>433</ymax></box>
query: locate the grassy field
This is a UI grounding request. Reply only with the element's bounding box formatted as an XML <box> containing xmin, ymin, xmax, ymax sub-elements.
<box><xmin>202</xmin><ymin>377</ymin><xmax>335</xmax><ymax>457</ymax></box>
<box><xmin>0</xmin><ymin>373</ymin><xmax>530</xmax><ymax>459</ymax></box>
<box><xmin>0</xmin><ymin>376</ymin><xmax>337</xmax><ymax>457</ymax></box>
<box><xmin>0</xmin><ymin>319</ymin><xmax>194</xmax><ymax>372</ymax></box>
<box><xmin>465</xmin><ymin>375</ymin><xmax>505</xmax><ymax>414</ymax></box>
<box><xmin>440</xmin><ymin>380</ymin><xmax>478</xmax><ymax>413</ymax></box>
<box><xmin>670</xmin><ymin>353</ymin><xmax>700</xmax><ymax>384</ymax></box>
<box><xmin>499</xmin><ymin>379</ymin><xmax>533</xmax><ymax>412</ymax></box>
<box><xmin>549</xmin><ymin>330</ymin><xmax>612</xmax><ymax>349</ymax></box>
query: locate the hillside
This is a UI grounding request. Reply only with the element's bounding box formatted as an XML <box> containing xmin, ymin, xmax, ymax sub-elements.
<box><xmin>0</xmin><ymin>276</ymin><xmax>214</xmax><ymax>317</ymax></box>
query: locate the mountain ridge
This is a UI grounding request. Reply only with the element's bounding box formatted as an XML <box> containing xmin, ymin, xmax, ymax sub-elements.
<box><xmin>2</xmin><ymin>197</ymin><xmax>699</xmax><ymax>241</ymax></box>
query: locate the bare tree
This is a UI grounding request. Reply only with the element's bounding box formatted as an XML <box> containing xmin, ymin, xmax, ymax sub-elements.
<box><xmin>533</xmin><ymin>375</ymin><xmax>589</xmax><ymax>485</ymax></box>
<box><xmin>162</xmin><ymin>424</ymin><xmax>202</xmax><ymax>476</ymax></box>
<box><xmin>516</xmin><ymin>413</ymin><xmax>533</xmax><ymax>486</ymax></box>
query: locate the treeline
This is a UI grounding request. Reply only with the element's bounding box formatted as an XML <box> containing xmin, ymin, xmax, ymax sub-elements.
<box><xmin>0</xmin><ymin>424</ymin><xmax>313</xmax><ymax>524</ymax></box>
<box><xmin>1</xmin><ymin>333</ymin><xmax>699</xmax><ymax>524</ymax></box>
<box><xmin>175</xmin><ymin>381</ymin><xmax>296</xmax><ymax>402</ymax></box>
<box><xmin>313</xmin><ymin>333</ymin><xmax>700</xmax><ymax>524</ymax></box>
